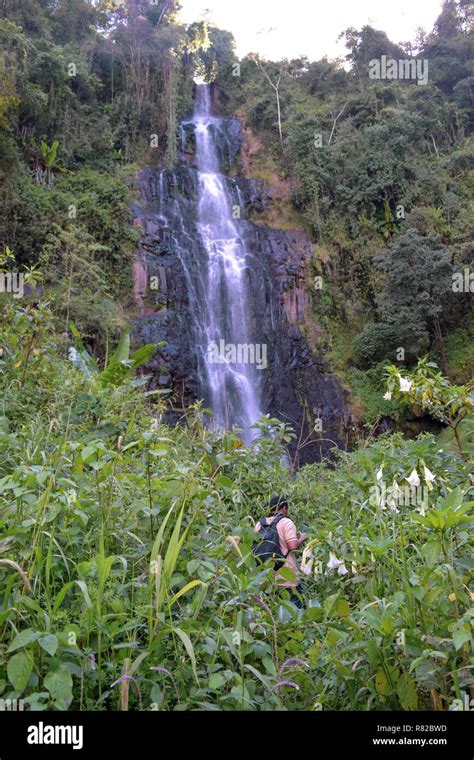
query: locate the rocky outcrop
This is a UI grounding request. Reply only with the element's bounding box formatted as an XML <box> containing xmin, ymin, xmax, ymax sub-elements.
<box><xmin>130</xmin><ymin>107</ymin><xmax>349</xmax><ymax>464</ymax></box>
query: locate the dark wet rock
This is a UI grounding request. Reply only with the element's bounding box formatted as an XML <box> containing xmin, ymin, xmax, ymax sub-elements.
<box><xmin>130</xmin><ymin>113</ymin><xmax>348</xmax><ymax>465</ymax></box>
<box><xmin>179</xmin><ymin>115</ymin><xmax>241</xmax><ymax>174</ymax></box>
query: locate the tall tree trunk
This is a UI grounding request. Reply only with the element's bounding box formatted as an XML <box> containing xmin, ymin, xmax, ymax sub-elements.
<box><xmin>255</xmin><ymin>61</ymin><xmax>284</xmax><ymax>152</ymax></box>
<box><xmin>164</xmin><ymin>54</ymin><xmax>177</xmax><ymax>168</ymax></box>
<box><xmin>275</xmin><ymin>84</ymin><xmax>283</xmax><ymax>149</ymax></box>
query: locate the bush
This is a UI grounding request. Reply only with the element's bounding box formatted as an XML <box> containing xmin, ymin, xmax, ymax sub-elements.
<box><xmin>353</xmin><ymin>323</ymin><xmax>398</xmax><ymax>366</ymax></box>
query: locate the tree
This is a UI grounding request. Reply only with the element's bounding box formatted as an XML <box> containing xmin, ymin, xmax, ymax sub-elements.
<box><xmin>252</xmin><ymin>56</ymin><xmax>285</xmax><ymax>151</ymax></box>
<box><xmin>340</xmin><ymin>25</ymin><xmax>405</xmax><ymax>90</ymax></box>
<box><xmin>50</xmin><ymin>0</ymin><xmax>98</xmax><ymax>44</ymax></box>
<box><xmin>433</xmin><ymin>0</ymin><xmax>463</xmax><ymax>39</ymax></box>
<box><xmin>300</xmin><ymin>57</ymin><xmax>348</xmax><ymax>97</ymax></box>
<box><xmin>196</xmin><ymin>25</ymin><xmax>234</xmax><ymax>83</ymax></box>
<box><xmin>385</xmin><ymin>358</ymin><xmax>473</xmax><ymax>456</ymax></box>
<box><xmin>353</xmin><ymin>323</ymin><xmax>399</xmax><ymax>366</ymax></box>
<box><xmin>375</xmin><ymin>229</ymin><xmax>455</xmax><ymax>375</ymax></box>
<box><xmin>422</xmin><ymin>0</ymin><xmax>473</xmax><ymax>95</ymax></box>
<box><xmin>0</xmin><ymin>0</ymin><xmax>51</xmax><ymax>36</ymax></box>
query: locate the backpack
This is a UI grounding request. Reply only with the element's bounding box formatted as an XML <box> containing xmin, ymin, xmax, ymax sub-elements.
<box><xmin>252</xmin><ymin>514</ymin><xmax>288</xmax><ymax>570</ymax></box>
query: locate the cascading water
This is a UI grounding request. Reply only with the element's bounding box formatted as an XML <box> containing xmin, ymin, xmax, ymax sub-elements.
<box><xmin>189</xmin><ymin>84</ymin><xmax>262</xmax><ymax>441</ymax></box>
<box><xmin>132</xmin><ymin>84</ymin><xmax>347</xmax><ymax>464</ymax></box>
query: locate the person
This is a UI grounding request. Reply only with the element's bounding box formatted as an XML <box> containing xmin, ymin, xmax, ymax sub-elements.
<box><xmin>254</xmin><ymin>496</ymin><xmax>308</xmax><ymax>607</ymax></box>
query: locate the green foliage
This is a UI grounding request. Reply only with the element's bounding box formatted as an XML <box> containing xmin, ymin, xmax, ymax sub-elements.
<box><xmin>444</xmin><ymin>321</ymin><xmax>474</xmax><ymax>384</ymax></box>
<box><xmin>222</xmin><ymin>1</ymin><xmax>473</xmax><ymax>407</ymax></box>
<box><xmin>385</xmin><ymin>358</ymin><xmax>474</xmax><ymax>456</ymax></box>
<box><xmin>375</xmin><ymin>230</ymin><xmax>455</xmax><ymax>359</ymax></box>
<box><xmin>353</xmin><ymin>323</ymin><xmax>399</xmax><ymax>366</ymax></box>
<box><xmin>0</xmin><ymin>0</ymin><xmax>472</xmax><ymax>714</ymax></box>
<box><xmin>1</xmin><ymin>167</ymin><xmax>138</xmax><ymax>343</ymax></box>
<box><xmin>196</xmin><ymin>26</ymin><xmax>236</xmax><ymax>84</ymax></box>
<box><xmin>348</xmin><ymin>365</ymin><xmax>399</xmax><ymax>424</ymax></box>
<box><xmin>0</xmin><ymin>297</ymin><xmax>472</xmax><ymax>711</ymax></box>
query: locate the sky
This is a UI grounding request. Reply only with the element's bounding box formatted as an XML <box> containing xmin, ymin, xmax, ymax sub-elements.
<box><xmin>178</xmin><ymin>0</ymin><xmax>444</xmax><ymax>61</ymax></box>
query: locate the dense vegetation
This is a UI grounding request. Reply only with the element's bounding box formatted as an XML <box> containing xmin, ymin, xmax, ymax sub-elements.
<box><xmin>0</xmin><ymin>0</ymin><xmax>472</xmax><ymax>712</ymax></box>
<box><xmin>2</xmin><ymin>1</ymin><xmax>472</xmax><ymax>423</ymax></box>
<box><xmin>215</xmin><ymin>1</ymin><xmax>474</xmax><ymax>421</ymax></box>
<box><xmin>0</xmin><ymin>294</ymin><xmax>473</xmax><ymax>710</ymax></box>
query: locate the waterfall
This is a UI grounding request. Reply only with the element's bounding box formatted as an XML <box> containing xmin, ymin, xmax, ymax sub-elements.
<box><xmin>190</xmin><ymin>84</ymin><xmax>262</xmax><ymax>442</ymax></box>
<box><xmin>132</xmin><ymin>84</ymin><xmax>346</xmax><ymax>464</ymax></box>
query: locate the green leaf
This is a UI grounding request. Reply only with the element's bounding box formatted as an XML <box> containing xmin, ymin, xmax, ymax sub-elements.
<box><xmin>278</xmin><ymin>567</ymin><xmax>297</xmax><ymax>583</ymax></box>
<box><xmin>7</xmin><ymin>651</ymin><xmax>33</xmax><ymax>692</ymax></box>
<box><xmin>452</xmin><ymin>622</ymin><xmax>471</xmax><ymax>651</ymax></box>
<box><xmin>335</xmin><ymin>661</ymin><xmax>353</xmax><ymax>678</ymax></box>
<box><xmin>244</xmin><ymin>664</ymin><xmax>270</xmax><ymax>687</ymax></box>
<box><xmin>209</xmin><ymin>673</ymin><xmax>226</xmax><ymax>690</ymax></box>
<box><xmin>262</xmin><ymin>656</ymin><xmax>276</xmax><ymax>677</ymax></box>
<box><xmin>324</xmin><ymin>593</ymin><xmax>339</xmax><ymax>616</ymax></box>
<box><xmin>7</xmin><ymin>629</ymin><xmax>39</xmax><ymax>653</ymax></box>
<box><xmin>421</xmin><ymin>540</ymin><xmax>441</xmax><ymax>568</ymax></box>
<box><xmin>304</xmin><ymin>606</ymin><xmax>323</xmax><ymax>622</ymax></box>
<box><xmin>44</xmin><ymin>668</ymin><xmax>73</xmax><ymax>702</ymax></box>
<box><xmin>129</xmin><ymin>343</ymin><xmax>161</xmax><ymax>368</ymax></box>
<box><xmin>129</xmin><ymin>651</ymin><xmax>150</xmax><ymax>677</ymax></box>
<box><xmin>75</xmin><ymin>579</ymin><xmax>93</xmax><ymax>609</ymax></box>
<box><xmin>172</xmin><ymin>627</ymin><xmax>199</xmax><ymax>686</ymax></box>
<box><xmin>38</xmin><ymin>634</ymin><xmax>58</xmax><ymax>657</ymax></box>
<box><xmin>327</xmin><ymin>628</ymin><xmax>344</xmax><ymax>647</ymax></box>
<box><xmin>108</xmin><ymin>326</ymin><xmax>130</xmax><ymax>367</ymax></box>
<box><xmin>336</xmin><ymin>599</ymin><xmax>350</xmax><ymax>618</ymax></box>
<box><xmin>169</xmin><ymin>579</ymin><xmax>203</xmax><ymax>606</ymax></box>
<box><xmin>81</xmin><ymin>445</ymin><xmax>96</xmax><ymax>462</ymax></box>
<box><xmin>215</xmin><ymin>475</ymin><xmax>233</xmax><ymax>489</ymax></box>
<box><xmin>397</xmin><ymin>673</ymin><xmax>418</xmax><ymax>710</ymax></box>
<box><xmin>375</xmin><ymin>669</ymin><xmax>391</xmax><ymax>696</ymax></box>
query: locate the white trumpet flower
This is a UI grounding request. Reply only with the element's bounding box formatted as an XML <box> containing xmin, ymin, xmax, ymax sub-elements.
<box><xmin>398</xmin><ymin>375</ymin><xmax>412</xmax><ymax>393</ymax></box>
<box><xmin>406</xmin><ymin>469</ymin><xmax>420</xmax><ymax>488</ymax></box>
<box><xmin>327</xmin><ymin>551</ymin><xmax>348</xmax><ymax>575</ymax></box>
<box><xmin>423</xmin><ymin>465</ymin><xmax>436</xmax><ymax>491</ymax></box>
<box><xmin>387</xmin><ymin>479</ymin><xmax>401</xmax><ymax>512</ymax></box>
<box><xmin>301</xmin><ymin>546</ymin><xmax>314</xmax><ymax>576</ymax></box>
<box><xmin>383</xmin><ymin>391</ymin><xmax>392</xmax><ymax>401</ymax></box>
